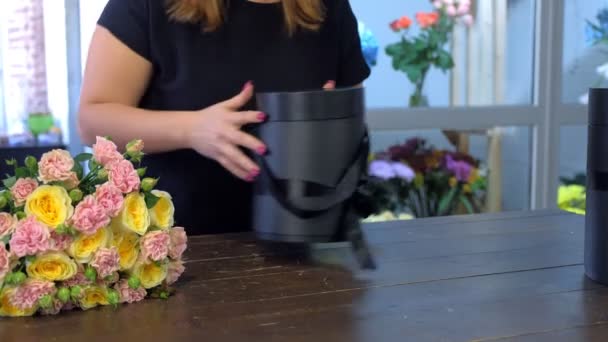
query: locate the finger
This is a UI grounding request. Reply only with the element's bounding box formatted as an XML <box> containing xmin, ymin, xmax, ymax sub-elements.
<box><xmin>227</xmin><ymin>129</ymin><xmax>266</xmax><ymax>155</ymax></box>
<box><xmin>323</xmin><ymin>80</ymin><xmax>336</xmax><ymax>90</ymax></box>
<box><xmin>220</xmin><ymin>144</ymin><xmax>260</xmax><ymax>180</ymax></box>
<box><xmin>222</xmin><ymin>81</ymin><xmax>254</xmax><ymax>109</ymax></box>
<box><xmin>229</xmin><ymin>110</ymin><xmax>267</xmax><ymax>126</ymax></box>
<box><xmin>217</xmin><ymin>155</ymin><xmax>250</xmax><ymax>181</ymax></box>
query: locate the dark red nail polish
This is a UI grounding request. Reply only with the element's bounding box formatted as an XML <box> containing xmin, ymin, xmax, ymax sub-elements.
<box><xmin>257</xmin><ymin>112</ymin><xmax>267</xmax><ymax>121</ymax></box>
<box><xmin>257</xmin><ymin>146</ymin><xmax>267</xmax><ymax>155</ymax></box>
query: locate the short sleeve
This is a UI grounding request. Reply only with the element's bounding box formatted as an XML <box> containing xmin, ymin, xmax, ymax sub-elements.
<box><xmin>336</xmin><ymin>0</ymin><xmax>371</xmax><ymax>87</ymax></box>
<box><xmin>97</xmin><ymin>0</ymin><xmax>151</xmax><ymax>61</ymax></box>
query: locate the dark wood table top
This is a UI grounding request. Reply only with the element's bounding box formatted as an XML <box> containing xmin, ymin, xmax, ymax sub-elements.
<box><xmin>1</xmin><ymin>210</ymin><xmax>602</xmax><ymax>342</ymax></box>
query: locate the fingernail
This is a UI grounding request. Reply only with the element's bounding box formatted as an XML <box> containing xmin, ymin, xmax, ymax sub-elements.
<box><xmin>242</xmin><ymin>81</ymin><xmax>253</xmax><ymax>91</ymax></box>
<box><xmin>256</xmin><ymin>146</ymin><xmax>267</xmax><ymax>155</ymax></box>
<box><xmin>257</xmin><ymin>112</ymin><xmax>267</xmax><ymax>121</ymax></box>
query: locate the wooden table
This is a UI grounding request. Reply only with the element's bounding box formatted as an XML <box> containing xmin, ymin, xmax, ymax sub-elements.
<box><xmin>1</xmin><ymin>210</ymin><xmax>604</xmax><ymax>342</ymax></box>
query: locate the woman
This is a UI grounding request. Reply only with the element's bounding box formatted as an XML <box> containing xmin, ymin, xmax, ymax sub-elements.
<box><xmin>78</xmin><ymin>0</ymin><xmax>370</xmax><ymax>235</ymax></box>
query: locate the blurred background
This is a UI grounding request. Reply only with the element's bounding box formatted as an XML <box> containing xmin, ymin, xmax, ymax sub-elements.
<box><xmin>0</xmin><ymin>0</ymin><xmax>594</xmax><ymax>220</ymax></box>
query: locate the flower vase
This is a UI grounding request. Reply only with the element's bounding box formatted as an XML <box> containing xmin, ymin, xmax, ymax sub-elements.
<box><xmin>409</xmin><ymin>93</ymin><xmax>429</xmax><ymax>108</ymax></box>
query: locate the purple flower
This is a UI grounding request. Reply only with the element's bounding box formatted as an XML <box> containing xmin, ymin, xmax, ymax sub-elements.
<box><xmin>369</xmin><ymin>160</ymin><xmax>396</xmax><ymax>180</ymax></box>
<box><xmin>391</xmin><ymin>162</ymin><xmax>415</xmax><ymax>182</ymax></box>
<box><xmin>445</xmin><ymin>155</ymin><xmax>472</xmax><ymax>182</ymax></box>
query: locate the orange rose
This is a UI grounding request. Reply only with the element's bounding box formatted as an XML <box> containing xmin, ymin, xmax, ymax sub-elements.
<box><xmin>390</xmin><ymin>16</ymin><xmax>412</xmax><ymax>31</ymax></box>
<box><xmin>416</xmin><ymin>12</ymin><xmax>440</xmax><ymax>28</ymax></box>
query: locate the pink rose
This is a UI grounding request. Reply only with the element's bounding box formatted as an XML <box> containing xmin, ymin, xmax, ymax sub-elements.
<box><xmin>114</xmin><ymin>279</ymin><xmax>146</xmax><ymax>304</ymax></box>
<box><xmin>70</xmin><ymin>195</ymin><xmax>110</xmax><ymax>236</ymax></box>
<box><xmin>168</xmin><ymin>227</ymin><xmax>188</xmax><ymax>260</ymax></box>
<box><xmin>11</xmin><ymin>279</ymin><xmax>55</xmax><ymax>310</ymax></box>
<box><xmin>49</xmin><ymin>231</ymin><xmax>73</xmax><ymax>251</ymax></box>
<box><xmin>461</xmin><ymin>14</ymin><xmax>474</xmax><ymax>27</ymax></box>
<box><xmin>0</xmin><ymin>245</ymin><xmax>10</xmax><ymax>284</ymax></box>
<box><xmin>92</xmin><ymin>136</ymin><xmax>123</xmax><ymax>167</ymax></box>
<box><xmin>166</xmin><ymin>259</ymin><xmax>185</xmax><ymax>285</ymax></box>
<box><xmin>90</xmin><ymin>247</ymin><xmax>120</xmax><ymax>278</ymax></box>
<box><xmin>11</xmin><ymin>178</ymin><xmax>38</xmax><ymax>207</ymax></box>
<box><xmin>95</xmin><ymin>182</ymin><xmax>124</xmax><ymax>217</ymax></box>
<box><xmin>0</xmin><ymin>212</ymin><xmax>16</xmax><ymax>240</ymax></box>
<box><xmin>140</xmin><ymin>231</ymin><xmax>170</xmax><ymax>262</ymax></box>
<box><xmin>108</xmin><ymin>160</ymin><xmax>140</xmax><ymax>194</ymax></box>
<box><xmin>9</xmin><ymin>216</ymin><xmax>50</xmax><ymax>257</ymax></box>
<box><xmin>38</xmin><ymin>149</ymin><xmax>75</xmax><ymax>184</ymax></box>
<box><xmin>446</xmin><ymin>5</ymin><xmax>457</xmax><ymax>16</ymax></box>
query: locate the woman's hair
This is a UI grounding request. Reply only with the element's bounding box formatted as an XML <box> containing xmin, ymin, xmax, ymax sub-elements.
<box><xmin>166</xmin><ymin>0</ymin><xmax>326</xmax><ymax>34</ymax></box>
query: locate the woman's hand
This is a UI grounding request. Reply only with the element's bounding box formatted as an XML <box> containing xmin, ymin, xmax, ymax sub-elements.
<box><xmin>188</xmin><ymin>81</ymin><xmax>266</xmax><ymax>182</ymax></box>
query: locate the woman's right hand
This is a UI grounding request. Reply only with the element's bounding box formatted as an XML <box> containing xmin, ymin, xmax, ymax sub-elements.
<box><xmin>187</xmin><ymin>81</ymin><xmax>267</xmax><ymax>182</ymax></box>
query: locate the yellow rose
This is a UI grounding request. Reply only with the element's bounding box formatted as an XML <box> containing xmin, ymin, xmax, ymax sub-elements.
<box><xmin>68</xmin><ymin>227</ymin><xmax>112</xmax><ymax>264</ymax></box>
<box><xmin>0</xmin><ymin>287</ymin><xmax>37</xmax><ymax>317</ymax></box>
<box><xmin>116</xmin><ymin>192</ymin><xmax>150</xmax><ymax>235</ymax></box>
<box><xmin>26</xmin><ymin>251</ymin><xmax>78</xmax><ymax>281</ymax></box>
<box><xmin>111</xmin><ymin>228</ymin><xmax>140</xmax><ymax>271</ymax></box>
<box><xmin>25</xmin><ymin>185</ymin><xmax>74</xmax><ymax>228</ymax></box>
<box><xmin>132</xmin><ymin>261</ymin><xmax>168</xmax><ymax>289</ymax></box>
<box><xmin>149</xmin><ymin>190</ymin><xmax>175</xmax><ymax>230</ymax></box>
<box><xmin>79</xmin><ymin>286</ymin><xmax>109</xmax><ymax>310</ymax></box>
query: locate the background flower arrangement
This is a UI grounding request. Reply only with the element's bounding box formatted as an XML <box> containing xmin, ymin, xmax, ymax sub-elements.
<box><xmin>385</xmin><ymin>0</ymin><xmax>473</xmax><ymax>107</ymax></box>
<box><xmin>362</xmin><ymin>137</ymin><xmax>487</xmax><ymax>218</ymax></box>
<box><xmin>579</xmin><ymin>7</ymin><xmax>608</xmax><ymax>104</ymax></box>
<box><xmin>558</xmin><ymin>173</ymin><xmax>586</xmax><ymax>215</ymax></box>
<box><xmin>0</xmin><ymin>137</ymin><xmax>188</xmax><ymax>317</ymax></box>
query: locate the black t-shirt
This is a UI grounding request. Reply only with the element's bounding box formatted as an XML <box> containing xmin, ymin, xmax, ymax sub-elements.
<box><xmin>97</xmin><ymin>0</ymin><xmax>370</xmax><ymax>235</ymax></box>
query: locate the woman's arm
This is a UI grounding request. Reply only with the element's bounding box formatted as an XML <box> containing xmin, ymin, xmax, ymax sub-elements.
<box><xmin>78</xmin><ymin>26</ymin><xmax>195</xmax><ymax>152</ymax></box>
<box><xmin>79</xmin><ymin>26</ymin><xmax>266</xmax><ymax>181</ymax></box>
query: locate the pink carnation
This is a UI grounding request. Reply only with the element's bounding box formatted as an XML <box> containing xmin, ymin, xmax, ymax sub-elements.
<box><xmin>95</xmin><ymin>182</ymin><xmax>124</xmax><ymax>217</ymax></box>
<box><xmin>90</xmin><ymin>247</ymin><xmax>120</xmax><ymax>278</ymax></box>
<box><xmin>9</xmin><ymin>216</ymin><xmax>51</xmax><ymax>257</ymax></box>
<box><xmin>11</xmin><ymin>279</ymin><xmax>55</xmax><ymax>310</ymax></box>
<box><xmin>0</xmin><ymin>212</ymin><xmax>16</xmax><ymax>240</ymax></box>
<box><xmin>140</xmin><ymin>231</ymin><xmax>170</xmax><ymax>262</ymax></box>
<box><xmin>166</xmin><ymin>259</ymin><xmax>185</xmax><ymax>285</ymax></box>
<box><xmin>114</xmin><ymin>279</ymin><xmax>146</xmax><ymax>304</ymax></box>
<box><xmin>40</xmin><ymin>298</ymin><xmax>64</xmax><ymax>316</ymax></box>
<box><xmin>108</xmin><ymin>160</ymin><xmax>140</xmax><ymax>194</ymax></box>
<box><xmin>11</xmin><ymin>177</ymin><xmax>38</xmax><ymax>207</ymax></box>
<box><xmin>38</xmin><ymin>149</ymin><xmax>75</xmax><ymax>184</ymax></box>
<box><xmin>92</xmin><ymin>136</ymin><xmax>123</xmax><ymax>167</ymax></box>
<box><xmin>0</xmin><ymin>245</ymin><xmax>9</xmax><ymax>284</ymax></box>
<box><xmin>168</xmin><ymin>227</ymin><xmax>188</xmax><ymax>260</ymax></box>
<box><xmin>63</xmin><ymin>172</ymin><xmax>80</xmax><ymax>190</ymax></box>
<box><xmin>49</xmin><ymin>231</ymin><xmax>74</xmax><ymax>251</ymax></box>
<box><xmin>70</xmin><ymin>195</ymin><xmax>110</xmax><ymax>235</ymax></box>
<box><xmin>63</xmin><ymin>267</ymin><xmax>91</xmax><ymax>287</ymax></box>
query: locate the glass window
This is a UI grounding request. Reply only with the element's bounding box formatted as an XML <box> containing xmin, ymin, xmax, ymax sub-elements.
<box><xmin>351</xmin><ymin>0</ymin><xmax>536</xmax><ymax>108</ymax></box>
<box><xmin>365</xmin><ymin>126</ymin><xmax>532</xmax><ymax>222</ymax></box>
<box><xmin>562</xmin><ymin>1</ymin><xmax>608</xmax><ymax>104</ymax></box>
<box><xmin>558</xmin><ymin>125</ymin><xmax>587</xmax><ymax>215</ymax></box>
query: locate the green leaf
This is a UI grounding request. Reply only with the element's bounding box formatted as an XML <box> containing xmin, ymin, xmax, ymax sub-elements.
<box><xmin>399</xmin><ymin>63</ymin><xmax>423</xmax><ymax>84</ymax></box>
<box><xmin>74</xmin><ymin>153</ymin><xmax>93</xmax><ymax>163</ymax></box>
<box><xmin>459</xmin><ymin>195</ymin><xmax>475</xmax><ymax>214</ymax></box>
<box><xmin>2</xmin><ymin>176</ymin><xmax>16</xmax><ymax>189</ymax></box>
<box><xmin>385</xmin><ymin>43</ymin><xmax>405</xmax><ymax>56</ymax></box>
<box><xmin>437</xmin><ymin>187</ymin><xmax>458</xmax><ymax>216</ymax></box>
<box><xmin>413</xmin><ymin>38</ymin><xmax>427</xmax><ymax>52</ymax></box>
<box><xmin>72</xmin><ymin>161</ymin><xmax>84</xmax><ymax>180</ymax></box>
<box><xmin>88</xmin><ymin>159</ymin><xmax>100</xmax><ymax>172</ymax></box>
<box><xmin>5</xmin><ymin>159</ymin><xmax>16</xmax><ymax>167</ymax></box>
<box><xmin>15</xmin><ymin>167</ymin><xmax>28</xmax><ymax>179</ymax></box>
<box><xmin>145</xmin><ymin>192</ymin><xmax>160</xmax><ymax>209</ymax></box>
<box><xmin>435</xmin><ymin>49</ymin><xmax>454</xmax><ymax>71</ymax></box>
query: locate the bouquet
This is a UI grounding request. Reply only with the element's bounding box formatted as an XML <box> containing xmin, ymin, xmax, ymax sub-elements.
<box><xmin>558</xmin><ymin>173</ymin><xmax>586</xmax><ymax>215</ymax></box>
<box><xmin>385</xmin><ymin>0</ymin><xmax>473</xmax><ymax>107</ymax></box>
<box><xmin>0</xmin><ymin>137</ymin><xmax>188</xmax><ymax>317</ymax></box>
<box><xmin>362</xmin><ymin>138</ymin><xmax>486</xmax><ymax>218</ymax></box>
